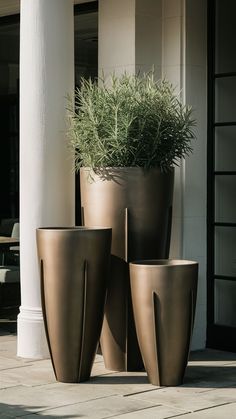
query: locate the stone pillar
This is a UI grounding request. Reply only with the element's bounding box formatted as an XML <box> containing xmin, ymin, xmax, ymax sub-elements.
<box><xmin>18</xmin><ymin>0</ymin><xmax>75</xmax><ymax>358</ymax></box>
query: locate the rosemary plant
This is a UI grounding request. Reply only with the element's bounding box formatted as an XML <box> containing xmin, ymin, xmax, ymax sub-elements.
<box><xmin>68</xmin><ymin>73</ymin><xmax>195</xmax><ymax>172</ymax></box>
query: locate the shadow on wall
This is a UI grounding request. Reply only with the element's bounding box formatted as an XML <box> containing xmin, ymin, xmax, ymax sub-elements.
<box><xmin>0</xmin><ymin>403</ymin><xmax>79</xmax><ymax>418</ymax></box>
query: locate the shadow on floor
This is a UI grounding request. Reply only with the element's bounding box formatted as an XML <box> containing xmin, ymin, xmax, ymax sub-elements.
<box><xmin>0</xmin><ymin>403</ymin><xmax>78</xmax><ymax>418</ymax></box>
<box><xmin>88</xmin><ymin>350</ymin><xmax>236</xmax><ymax>389</ymax></box>
<box><xmin>189</xmin><ymin>349</ymin><xmax>236</xmax><ymax>362</ymax></box>
<box><xmin>184</xmin><ymin>364</ymin><xmax>236</xmax><ymax>388</ymax></box>
<box><xmin>88</xmin><ymin>375</ymin><xmax>149</xmax><ymax>385</ymax></box>
<box><xmin>89</xmin><ymin>366</ymin><xmax>236</xmax><ymax>389</ymax></box>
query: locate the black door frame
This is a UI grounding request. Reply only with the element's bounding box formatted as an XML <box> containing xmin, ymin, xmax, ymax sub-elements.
<box><xmin>207</xmin><ymin>0</ymin><xmax>236</xmax><ymax>351</ymax></box>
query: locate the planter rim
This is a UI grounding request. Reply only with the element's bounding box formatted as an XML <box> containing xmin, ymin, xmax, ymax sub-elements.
<box><xmin>130</xmin><ymin>259</ymin><xmax>198</xmax><ymax>268</ymax></box>
<box><xmin>80</xmin><ymin>166</ymin><xmax>174</xmax><ymax>173</ymax></box>
<box><xmin>37</xmin><ymin>226</ymin><xmax>112</xmax><ymax>232</ymax></box>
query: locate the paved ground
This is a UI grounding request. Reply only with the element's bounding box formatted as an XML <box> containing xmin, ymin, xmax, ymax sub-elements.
<box><xmin>0</xmin><ymin>318</ymin><xmax>236</xmax><ymax>418</ymax></box>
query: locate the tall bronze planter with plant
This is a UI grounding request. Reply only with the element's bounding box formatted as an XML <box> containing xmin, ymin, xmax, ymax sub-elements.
<box><xmin>68</xmin><ymin>73</ymin><xmax>195</xmax><ymax>372</ymax></box>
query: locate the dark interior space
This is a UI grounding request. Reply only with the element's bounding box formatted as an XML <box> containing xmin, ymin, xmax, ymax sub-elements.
<box><xmin>0</xmin><ymin>3</ymin><xmax>98</xmax><ymax>330</ymax></box>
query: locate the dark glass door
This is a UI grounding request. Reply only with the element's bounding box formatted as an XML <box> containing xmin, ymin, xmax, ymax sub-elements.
<box><xmin>0</xmin><ymin>16</ymin><xmax>20</xmax><ymax>222</ymax></box>
<box><xmin>207</xmin><ymin>0</ymin><xmax>236</xmax><ymax>351</ymax></box>
<box><xmin>0</xmin><ymin>3</ymin><xmax>98</xmax><ymax>226</ymax></box>
<box><xmin>74</xmin><ymin>2</ymin><xmax>98</xmax><ymax>224</ymax></box>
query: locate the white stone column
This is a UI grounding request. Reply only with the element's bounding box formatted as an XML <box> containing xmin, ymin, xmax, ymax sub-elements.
<box><xmin>18</xmin><ymin>0</ymin><xmax>75</xmax><ymax>358</ymax></box>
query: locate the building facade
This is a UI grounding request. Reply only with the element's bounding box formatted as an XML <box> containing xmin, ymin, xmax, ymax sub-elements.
<box><xmin>0</xmin><ymin>0</ymin><xmax>235</xmax><ymax>358</ymax></box>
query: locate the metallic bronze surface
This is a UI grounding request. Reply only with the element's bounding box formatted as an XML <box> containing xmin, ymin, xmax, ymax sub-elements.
<box><xmin>36</xmin><ymin>227</ymin><xmax>111</xmax><ymax>383</ymax></box>
<box><xmin>130</xmin><ymin>260</ymin><xmax>198</xmax><ymax>386</ymax></box>
<box><xmin>80</xmin><ymin>168</ymin><xmax>174</xmax><ymax>371</ymax></box>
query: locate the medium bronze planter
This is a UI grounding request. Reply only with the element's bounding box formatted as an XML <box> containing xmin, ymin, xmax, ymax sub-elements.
<box><xmin>80</xmin><ymin>167</ymin><xmax>174</xmax><ymax>371</ymax></box>
<box><xmin>130</xmin><ymin>259</ymin><xmax>198</xmax><ymax>386</ymax></box>
<box><xmin>36</xmin><ymin>227</ymin><xmax>111</xmax><ymax>383</ymax></box>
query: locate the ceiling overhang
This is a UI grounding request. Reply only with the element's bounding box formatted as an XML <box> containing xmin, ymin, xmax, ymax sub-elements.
<box><xmin>0</xmin><ymin>0</ymin><xmax>96</xmax><ymax>17</ymax></box>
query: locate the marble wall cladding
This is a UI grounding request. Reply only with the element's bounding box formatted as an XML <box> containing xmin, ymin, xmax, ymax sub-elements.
<box><xmin>99</xmin><ymin>0</ymin><xmax>163</xmax><ymax>77</ymax></box>
<box><xmin>99</xmin><ymin>0</ymin><xmax>136</xmax><ymax>77</ymax></box>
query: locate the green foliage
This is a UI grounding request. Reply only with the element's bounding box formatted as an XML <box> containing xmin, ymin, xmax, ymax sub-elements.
<box><xmin>68</xmin><ymin>73</ymin><xmax>196</xmax><ymax>172</ymax></box>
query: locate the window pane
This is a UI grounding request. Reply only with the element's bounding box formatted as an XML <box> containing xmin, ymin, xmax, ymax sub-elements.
<box><xmin>215</xmin><ymin>77</ymin><xmax>236</xmax><ymax>123</ymax></box>
<box><xmin>74</xmin><ymin>11</ymin><xmax>98</xmax><ymax>85</ymax></box>
<box><xmin>215</xmin><ymin>227</ymin><xmax>236</xmax><ymax>277</ymax></box>
<box><xmin>215</xmin><ymin>126</ymin><xmax>236</xmax><ymax>171</ymax></box>
<box><xmin>215</xmin><ymin>176</ymin><xmax>236</xmax><ymax>223</ymax></box>
<box><xmin>215</xmin><ymin>0</ymin><xmax>236</xmax><ymax>73</ymax></box>
<box><xmin>215</xmin><ymin>279</ymin><xmax>236</xmax><ymax>327</ymax></box>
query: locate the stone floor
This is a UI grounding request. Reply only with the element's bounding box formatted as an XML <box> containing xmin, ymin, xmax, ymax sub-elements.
<box><xmin>0</xmin><ymin>317</ymin><xmax>236</xmax><ymax>418</ymax></box>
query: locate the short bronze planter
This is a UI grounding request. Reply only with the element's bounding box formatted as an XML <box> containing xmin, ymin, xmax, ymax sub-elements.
<box><xmin>130</xmin><ymin>259</ymin><xmax>198</xmax><ymax>386</ymax></box>
<box><xmin>80</xmin><ymin>167</ymin><xmax>174</xmax><ymax>372</ymax></box>
<box><xmin>36</xmin><ymin>227</ymin><xmax>111</xmax><ymax>383</ymax></box>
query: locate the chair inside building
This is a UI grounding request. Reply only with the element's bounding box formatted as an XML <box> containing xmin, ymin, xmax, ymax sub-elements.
<box><xmin>0</xmin><ymin>219</ymin><xmax>20</xmax><ymax>323</ymax></box>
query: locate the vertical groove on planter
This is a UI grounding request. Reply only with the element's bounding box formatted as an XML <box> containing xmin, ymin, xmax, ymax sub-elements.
<box><xmin>81</xmin><ymin>206</ymin><xmax>85</xmax><ymax>226</ymax></box>
<box><xmin>165</xmin><ymin>206</ymin><xmax>173</xmax><ymax>258</ymax></box>
<box><xmin>125</xmin><ymin>207</ymin><xmax>129</xmax><ymax>372</ymax></box>
<box><xmin>125</xmin><ymin>208</ymin><xmax>128</xmax><ymax>263</ymax></box>
<box><xmin>40</xmin><ymin>259</ymin><xmax>57</xmax><ymax>379</ymax></box>
<box><xmin>153</xmin><ymin>291</ymin><xmax>160</xmax><ymax>386</ymax></box>
<box><xmin>78</xmin><ymin>259</ymin><xmax>88</xmax><ymax>382</ymax></box>
<box><xmin>125</xmin><ymin>283</ymin><xmax>128</xmax><ymax>372</ymax></box>
<box><xmin>185</xmin><ymin>290</ymin><xmax>194</xmax><ymax>371</ymax></box>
